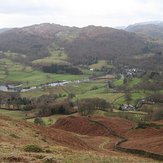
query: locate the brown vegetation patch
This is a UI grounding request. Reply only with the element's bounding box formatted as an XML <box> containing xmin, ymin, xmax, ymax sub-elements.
<box><xmin>91</xmin><ymin>116</ymin><xmax>136</xmax><ymax>135</ymax></box>
<box><xmin>53</xmin><ymin>116</ymin><xmax>111</xmax><ymax>136</ymax></box>
<box><xmin>123</xmin><ymin>128</ymin><xmax>163</xmax><ymax>155</ymax></box>
<box><xmin>0</xmin><ymin>115</ymin><xmax>91</xmax><ymax>151</ymax></box>
<box><xmin>53</xmin><ymin>116</ymin><xmax>135</xmax><ymax>136</ymax></box>
<box><xmin>2</xmin><ymin>155</ymin><xmax>27</xmax><ymax>162</ymax></box>
<box><xmin>0</xmin><ymin>115</ymin><xmax>161</xmax><ymax>162</ymax></box>
<box><xmin>40</xmin><ymin>127</ymin><xmax>92</xmax><ymax>150</ymax></box>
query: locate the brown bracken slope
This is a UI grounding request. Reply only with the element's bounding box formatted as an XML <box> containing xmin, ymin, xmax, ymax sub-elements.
<box><xmin>0</xmin><ymin>115</ymin><xmax>162</xmax><ymax>162</ymax></box>
<box><xmin>54</xmin><ymin>116</ymin><xmax>163</xmax><ymax>155</ymax></box>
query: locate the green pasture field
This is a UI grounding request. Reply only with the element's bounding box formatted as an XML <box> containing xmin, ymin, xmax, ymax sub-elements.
<box><xmin>94</xmin><ymin>110</ymin><xmax>148</xmax><ymax>122</ymax></box>
<box><xmin>114</xmin><ymin>79</ymin><xmax>123</xmax><ymax>86</ymax></box>
<box><xmin>0</xmin><ymin>58</ymin><xmax>88</xmax><ymax>87</ymax></box>
<box><xmin>89</xmin><ymin>60</ymin><xmax>113</xmax><ymax>70</ymax></box>
<box><xmin>0</xmin><ymin>109</ymin><xmax>26</xmax><ymax>119</ymax></box>
<box><xmin>129</xmin><ymin>78</ymin><xmax>142</xmax><ymax>87</ymax></box>
<box><xmin>27</xmin><ymin>113</ymin><xmax>78</xmax><ymax>126</ymax></box>
<box><xmin>32</xmin><ymin>49</ymin><xmax>69</xmax><ymax>65</ymax></box>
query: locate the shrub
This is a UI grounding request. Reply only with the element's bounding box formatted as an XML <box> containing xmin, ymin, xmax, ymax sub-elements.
<box><xmin>23</xmin><ymin>144</ymin><xmax>43</xmax><ymax>153</ymax></box>
<box><xmin>34</xmin><ymin>98</ymin><xmax>74</xmax><ymax>117</ymax></box>
<box><xmin>34</xmin><ymin>117</ymin><xmax>45</xmax><ymax>126</ymax></box>
<box><xmin>90</xmin><ymin>86</ymin><xmax>98</xmax><ymax>91</ymax></box>
<box><xmin>136</xmin><ymin>122</ymin><xmax>160</xmax><ymax>129</ymax></box>
<box><xmin>9</xmin><ymin>133</ymin><xmax>19</xmax><ymax>138</ymax></box>
<box><xmin>68</xmin><ymin>93</ymin><xmax>76</xmax><ymax>99</ymax></box>
<box><xmin>152</xmin><ymin>108</ymin><xmax>163</xmax><ymax>121</ymax></box>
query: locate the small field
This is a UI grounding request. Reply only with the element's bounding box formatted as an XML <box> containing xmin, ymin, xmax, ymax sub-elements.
<box><xmin>0</xmin><ymin>109</ymin><xmax>26</xmax><ymax>119</ymax></box>
<box><xmin>32</xmin><ymin>48</ymin><xmax>69</xmax><ymax>65</ymax></box>
<box><xmin>94</xmin><ymin>110</ymin><xmax>148</xmax><ymax>123</ymax></box>
<box><xmin>27</xmin><ymin>113</ymin><xmax>78</xmax><ymax>126</ymax></box>
<box><xmin>89</xmin><ymin>60</ymin><xmax>113</xmax><ymax>70</ymax></box>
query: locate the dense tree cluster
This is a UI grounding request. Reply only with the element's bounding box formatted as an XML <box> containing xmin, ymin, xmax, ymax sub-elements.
<box><xmin>42</xmin><ymin>64</ymin><xmax>83</xmax><ymax>74</ymax></box>
<box><xmin>0</xmin><ymin>91</ymin><xmax>31</xmax><ymax>109</ymax></box>
<box><xmin>25</xmin><ymin>94</ymin><xmax>75</xmax><ymax>116</ymax></box>
<box><xmin>146</xmin><ymin>94</ymin><xmax>163</xmax><ymax>103</ymax></box>
<box><xmin>78</xmin><ymin>98</ymin><xmax>110</xmax><ymax>116</ymax></box>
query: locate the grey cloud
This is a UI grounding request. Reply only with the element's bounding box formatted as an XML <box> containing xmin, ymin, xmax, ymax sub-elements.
<box><xmin>0</xmin><ymin>0</ymin><xmax>163</xmax><ymax>28</ymax></box>
<box><xmin>0</xmin><ymin>0</ymin><xmax>63</xmax><ymax>15</ymax></box>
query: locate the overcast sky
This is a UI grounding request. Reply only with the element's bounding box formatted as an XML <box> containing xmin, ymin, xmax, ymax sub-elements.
<box><xmin>0</xmin><ymin>0</ymin><xmax>163</xmax><ymax>28</ymax></box>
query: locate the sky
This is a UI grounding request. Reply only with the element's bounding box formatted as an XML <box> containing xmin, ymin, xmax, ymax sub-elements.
<box><xmin>0</xmin><ymin>0</ymin><xmax>163</xmax><ymax>28</ymax></box>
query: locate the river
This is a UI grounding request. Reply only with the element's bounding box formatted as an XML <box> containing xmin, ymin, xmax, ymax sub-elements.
<box><xmin>0</xmin><ymin>79</ymin><xmax>90</xmax><ymax>93</ymax></box>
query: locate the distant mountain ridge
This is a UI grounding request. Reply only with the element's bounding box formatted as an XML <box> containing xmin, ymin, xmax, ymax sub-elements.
<box><xmin>0</xmin><ymin>22</ymin><xmax>162</xmax><ymax>70</ymax></box>
<box><xmin>0</xmin><ymin>28</ymin><xmax>11</xmax><ymax>33</ymax></box>
<box><xmin>0</xmin><ymin>23</ymin><xmax>71</xmax><ymax>60</ymax></box>
<box><xmin>125</xmin><ymin>21</ymin><xmax>163</xmax><ymax>39</ymax></box>
<box><xmin>125</xmin><ymin>21</ymin><xmax>163</xmax><ymax>70</ymax></box>
<box><xmin>62</xmin><ymin>25</ymin><xmax>145</xmax><ymax>64</ymax></box>
<box><xmin>0</xmin><ymin>23</ymin><xmax>146</xmax><ymax>63</ymax></box>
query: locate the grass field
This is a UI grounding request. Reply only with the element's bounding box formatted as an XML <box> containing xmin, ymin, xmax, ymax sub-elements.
<box><xmin>4</xmin><ymin>70</ymin><xmax>88</xmax><ymax>87</ymax></box>
<box><xmin>54</xmin><ymin>81</ymin><xmax>125</xmax><ymax>104</ymax></box>
<box><xmin>27</xmin><ymin>113</ymin><xmax>78</xmax><ymax>126</ymax></box>
<box><xmin>0</xmin><ymin>58</ymin><xmax>88</xmax><ymax>87</ymax></box>
<box><xmin>129</xmin><ymin>78</ymin><xmax>142</xmax><ymax>87</ymax></box>
<box><xmin>32</xmin><ymin>49</ymin><xmax>69</xmax><ymax>65</ymax></box>
<box><xmin>114</xmin><ymin>79</ymin><xmax>123</xmax><ymax>86</ymax></box>
<box><xmin>94</xmin><ymin>110</ymin><xmax>148</xmax><ymax>122</ymax></box>
<box><xmin>21</xmin><ymin>81</ymin><xmax>106</xmax><ymax>98</ymax></box>
<box><xmin>21</xmin><ymin>79</ymin><xmax>151</xmax><ymax>106</ymax></box>
<box><xmin>89</xmin><ymin>60</ymin><xmax>113</xmax><ymax>70</ymax></box>
<box><xmin>0</xmin><ymin>109</ymin><xmax>26</xmax><ymax>119</ymax></box>
<box><xmin>114</xmin><ymin>77</ymin><xmax>142</xmax><ymax>87</ymax></box>
<box><xmin>0</xmin><ymin>55</ymin><xmax>161</xmax><ymax>113</ymax></box>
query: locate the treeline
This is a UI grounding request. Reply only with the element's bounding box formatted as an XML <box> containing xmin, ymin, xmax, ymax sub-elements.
<box><xmin>0</xmin><ymin>91</ymin><xmax>31</xmax><ymax>109</ymax></box>
<box><xmin>78</xmin><ymin>98</ymin><xmax>111</xmax><ymax>116</ymax></box>
<box><xmin>42</xmin><ymin>64</ymin><xmax>83</xmax><ymax>74</ymax></box>
<box><xmin>117</xmin><ymin>53</ymin><xmax>163</xmax><ymax>71</ymax></box>
<box><xmin>24</xmin><ymin>94</ymin><xmax>76</xmax><ymax>116</ymax></box>
<box><xmin>0</xmin><ymin>92</ymin><xmax>111</xmax><ymax>117</ymax></box>
<box><xmin>27</xmin><ymin>95</ymin><xmax>111</xmax><ymax>117</ymax></box>
<box><xmin>35</xmin><ymin>99</ymin><xmax>75</xmax><ymax>116</ymax></box>
<box><xmin>146</xmin><ymin>94</ymin><xmax>163</xmax><ymax>103</ymax></box>
<box><xmin>134</xmin><ymin>81</ymin><xmax>163</xmax><ymax>92</ymax></box>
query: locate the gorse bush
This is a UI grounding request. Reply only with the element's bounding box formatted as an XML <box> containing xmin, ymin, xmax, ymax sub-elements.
<box><xmin>34</xmin><ymin>117</ymin><xmax>45</xmax><ymax>126</ymax></box>
<box><xmin>23</xmin><ymin>144</ymin><xmax>43</xmax><ymax>153</ymax></box>
<box><xmin>9</xmin><ymin>133</ymin><xmax>19</xmax><ymax>138</ymax></box>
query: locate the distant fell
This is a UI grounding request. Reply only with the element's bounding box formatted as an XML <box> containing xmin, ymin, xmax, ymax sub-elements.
<box><xmin>0</xmin><ymin>23</ymin><xmax>146</xmax><ymax>64</ymax></box>
<box><xmin>126</xmin><ymin>21</ymin><xmax>163</xmax><ymax>40</ymax></box>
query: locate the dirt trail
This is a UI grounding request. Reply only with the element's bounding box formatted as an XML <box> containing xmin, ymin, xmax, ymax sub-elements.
<box><xmin>0</xmin><ymin>115</ymin><xmax>161</xmax><ymax>162</ymax></box>
<box><xmin>89</xmin><ymin>118</ymin><xmax>163</xmax><ymax>161</ymax></box>
<box><xmin>54</xmin><ymin>115</ymin><xmax>163</xmax><ymax>161</ymax></box>
<box><xmin>99</xmin><ymin>138</ymin><xmax>111</xmax><ymax>151</ymax></box>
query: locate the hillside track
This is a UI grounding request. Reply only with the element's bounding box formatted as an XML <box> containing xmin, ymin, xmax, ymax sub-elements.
<box><xmin>54</xmin><ymin>115</ymin><xmax>163</xmax><ymax>161</ymax></box>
